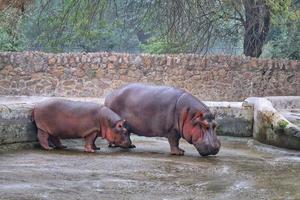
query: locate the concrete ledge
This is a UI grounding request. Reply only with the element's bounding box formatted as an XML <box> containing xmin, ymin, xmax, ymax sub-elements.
<box><xmin>0</xmin><ymin>96</ymin><xmax>254</xmax><ymax>149</ymax></box>
<box><xmin>266</xmin><ymin>96</ymin><xmax>300</xmax><ymax>110</ymax></box>
<box><xmin>206</xmin><ymin>101</ymin><xmax>253</xmax><ymax>137</ymax></box>
<box><xmin>245</xmin><ymin>97</ymin><xmax>300</xmax><ymax>150</ymax></box>
<box><xmin>267</xmin><ymin>96</ymin><xmax>300</xmax><ymax>128</ymax></box>
<box><xmin>0</xmin><ymin>103</ymin><xmax>36</xmax><ymax>145</ymax></box>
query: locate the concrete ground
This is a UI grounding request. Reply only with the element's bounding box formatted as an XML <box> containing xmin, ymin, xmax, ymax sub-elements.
<box><xmin>1</xmin><ymin>136</ymin><xmax>300</xmax><ymax>200</ymax></box>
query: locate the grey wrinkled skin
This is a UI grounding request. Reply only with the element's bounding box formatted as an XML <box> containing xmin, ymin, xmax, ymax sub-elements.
<box><xmin>105</xmin><ymin>83</ymin><xmax>221</xmax><ymax>156</ymax></box>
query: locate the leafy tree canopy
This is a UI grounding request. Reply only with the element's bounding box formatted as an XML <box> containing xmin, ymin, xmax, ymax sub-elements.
<box><xmin>0</xmin><ymin>0</ymin><xmax>299</xmax><ymax>59</ymax></box>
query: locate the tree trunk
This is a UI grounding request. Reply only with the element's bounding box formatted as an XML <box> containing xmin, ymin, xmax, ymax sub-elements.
<box><xmin>0</xmin><ymin>0</ymin><xmax>33</xmax><ymax>12</ymax></box>
<box><xmin>242</xmin><ymin>0</ymin><xmax>270</xmax><ymax>57</ymax></box>
<box><xmin>136</xmin><ymin>29</ymin><xmax>151</xmax><ymax>44</ymax></box>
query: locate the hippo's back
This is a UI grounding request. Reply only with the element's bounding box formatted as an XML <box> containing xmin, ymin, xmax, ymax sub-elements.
<box><xmin>33</xmin><ymin>99</ymin><xmax>102</xmax><ymax>137</ymax></box>
<box><xmin>105</xmin><ymin>83</ymin><xmax>184</xmax><ymax>137</ymax></box>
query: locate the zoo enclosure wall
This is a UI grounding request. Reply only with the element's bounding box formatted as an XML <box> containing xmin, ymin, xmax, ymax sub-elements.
<box><xmin>0</xmin><ymin>52</ymin><xmax>299</xmax><ymax>101</ymax></box>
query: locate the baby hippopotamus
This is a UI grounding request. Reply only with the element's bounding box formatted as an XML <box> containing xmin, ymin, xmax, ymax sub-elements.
<box><xmin>32</xmin><ymin>99</ymin><xmax>133</xmax><ymax>152</ymax></box>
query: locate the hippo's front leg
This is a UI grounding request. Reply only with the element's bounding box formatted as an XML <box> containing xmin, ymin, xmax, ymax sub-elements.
<box><xmin>92</xmin><ymin>135</ymin><xmax>100</xmax><ymax>150</ymax></box>
<box><xmin>168</xmin><ymin>133</ymin><xmax>185</xmax><ymax>155</ymax></box>
<box><xmin>84</xmin><ymin>132</ymin><xmax>98</xmax><ymax>153</ymax></box>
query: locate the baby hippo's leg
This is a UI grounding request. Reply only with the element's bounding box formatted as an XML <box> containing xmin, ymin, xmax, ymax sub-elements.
<box><xmin>84</xmin><ymin>132</ymin><xmax>98</xmax><ymax>153</ymax></box>
<box><xmin>37</xmin><ymin>129</ymin><xmax>52</xmax><ymax>150</ymax></box>
<box><xmin>49</xmin><ymin>136</ymin><xmax>67</xmax><ymax>149</ymax></box>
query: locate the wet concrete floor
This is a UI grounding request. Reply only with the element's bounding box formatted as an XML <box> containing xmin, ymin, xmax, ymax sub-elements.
<box><xmin>1</xmin><ymin>136</ymin><xmax>300</xmax><ymax>200</ymax></box>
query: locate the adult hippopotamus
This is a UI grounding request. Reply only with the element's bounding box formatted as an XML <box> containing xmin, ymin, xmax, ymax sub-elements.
<box><xmin>32</xmin><ymin>99</ymin><xmax>133</xmax><ymax>152</ymax></box>
<box><xmin>105</xmin><ymin>83</ymin><xmax>221</xmax><ymax>156</ymax></box>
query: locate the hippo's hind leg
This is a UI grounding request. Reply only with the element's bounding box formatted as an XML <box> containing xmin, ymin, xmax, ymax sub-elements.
<box><xmin>49</xmin><ymin>136</ymin><xmax>67</xmax><ymax>149</ymax></box>
<box><xmin>37</xmin><ymin>129</ymin><xmax>53</xmax><ymax>150</ymax></box>
<box><xmin>84</xmin><ymin>132</ymin><xmax>98</xmax><ymax>153</ymax></box>
<box><xmin>168</xmin><ymin>133</ymin><xmax>185</xmax><ymax>155</ymax></box>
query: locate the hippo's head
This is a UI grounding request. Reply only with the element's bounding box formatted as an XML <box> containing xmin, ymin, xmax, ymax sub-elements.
<box><xmin>100</xmin><ymin>106</ymin><xmax>133</xmax><ymax>148</ymax></box>
<box><xmin>182</xmin><ymin>111</ymin><xmax>221</xmax><ymax>156</ymax></box>
<box><xmin>105</xmin><ymin>119</ymin><xmax>133</xmax><ymax>148</ymax></box>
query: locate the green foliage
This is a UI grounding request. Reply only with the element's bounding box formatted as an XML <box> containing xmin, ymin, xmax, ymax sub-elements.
<box><xmin>0</xmin><ymin>9</ymin><xmax>26</xmax><ymax>51</ymax></box>
<box><xmin>278</xmin><ymin>120</ymin><xmax>289</xmax><ymax>129</ymax></box>
<box><xmin>140</xmin><ymin>40</ymin><xmax>168</xmax><ymax>54</ymax></box>
<box><xmin>266</xmin><ymin>0</ymin><xmax>297</xmax><ymax>21</ymax></box>
<box><xmin>263</xmin><ymin>0</ymin><xmax>300</xmax><ymax>59</ymax></box>
<box><xmin>22</xmin><ymin>0</ymin><xmax>140</xmax><ymax>52</ymax></box>
<box><xmin>0</xmin><ymin>0</ymin><xmax>299</xmax><ymax>60</ymax></box>
<box><xmin>140</xmin><ymin>37</ymin><xmax>186</xmax><ymax>54</ymax></box>
<box><xmin>266</xmin><ymin>24</ymin><xmax>300</xmax><ymax>60</ymax></box>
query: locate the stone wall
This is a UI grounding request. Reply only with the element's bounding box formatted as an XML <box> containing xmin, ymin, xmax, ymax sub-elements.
<box><xmin>0</xmin><ymin>103</ymin><xmax>36</xmax><ymax>146</ymax></box>
<box><xmin>0</xmin><ymin>51</ymin><xmax>299</xmax><ymax>100</ymax></box>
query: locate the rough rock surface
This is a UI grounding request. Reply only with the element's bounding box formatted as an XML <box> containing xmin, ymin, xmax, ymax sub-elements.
<box><xmin>0</xmin><ymin>103</ymin><xmax>36</xmax><ymax>145</ymax></box>
<box><xmin>245</xmin><ymin>97</ymin><xmax>300</xmax><ymax>150</ymax></box>
<box><xmin>206</xmin><ymin>101</ymin><xmax>253</xmax><ymax>137</ymax></box>
<box><xmin>0</xmin><ymin>52</ymin><xmax>299</xmax><ymax>101</ymax></box>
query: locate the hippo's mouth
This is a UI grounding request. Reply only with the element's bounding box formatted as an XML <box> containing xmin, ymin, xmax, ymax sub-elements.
<box><xmin>111</xmin><ymin>142</ymin><xmax>136</xmax><ymax>149</ymax></box>
<box><xmin>193</xmin><ymin>142</ymin><xmax>220</xmax><ymax>156</ymax></box>
<box><xmin>119</xmin><ymin>144</ymin><xmax>136</xmax><ymax>149</ymax></box>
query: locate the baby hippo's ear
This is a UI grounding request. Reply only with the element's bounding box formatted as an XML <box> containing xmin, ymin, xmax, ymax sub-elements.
<box><xmin>115</xmin><ymin>119</ymin><xmax>126</xmax><ymax>130</ymax></box>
